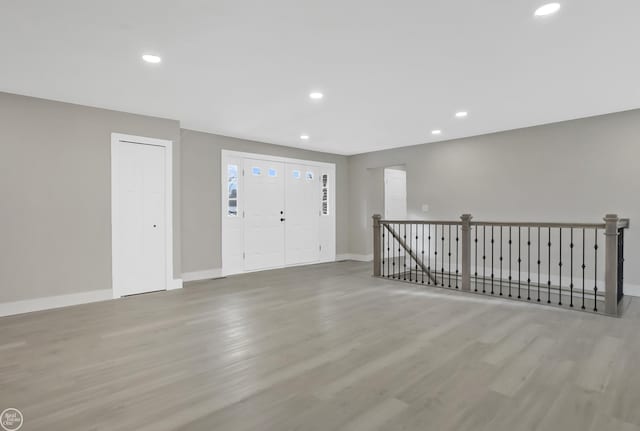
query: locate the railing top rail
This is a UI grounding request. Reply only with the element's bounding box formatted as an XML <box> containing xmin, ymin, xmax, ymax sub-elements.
<box><xmin>379</xmin><ymin>217</ymin><xmax>629</xmax><ymax>230</ymax></box>
<box><xmin>471</xmin><ymin>221</ymin><xmax>606</xmax><ymax>229</ymax></box>
<box><xmin>380</xmin><ymin>219</ymin><xmax>462</xmax><ymax>226</ymax></box>
<box><xmin>380</xmin><ymin>219</ymin><xmax>608</xmax><ymax>229</ymax></box>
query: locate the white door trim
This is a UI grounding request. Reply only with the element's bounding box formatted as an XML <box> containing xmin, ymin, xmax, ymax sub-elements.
<box><xmin>111</xmin><ymin>133</ymin><xmax>176</xmax><ymax>298</ymax></box>
<box><xmin>221</xmin><ymin>150</ymin><xmax>336</xmax><ymax>169</ymax></box>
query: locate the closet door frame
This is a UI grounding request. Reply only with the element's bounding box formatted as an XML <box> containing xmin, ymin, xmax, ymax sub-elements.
<box><xmin>111</xmin><ymin>133</ymin><xmax>178</xmax><ymax>298</ymax></box>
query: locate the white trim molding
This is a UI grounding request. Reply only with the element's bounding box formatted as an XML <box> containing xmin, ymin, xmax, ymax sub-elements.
<box><xmin>111</xmin><ymin>133</ymin><xmax>178</xmax><ymax>298</ymax></box>
<box><xmin>182</xmin><ymin>269</ymin><xmax>224</xmax><ymax>283</ymax></box>
<box><xmin>168</xmin><ymin>279</ymin><xmax>184</xmax><ymax>290</ymax></box>
<box><xmin>221</xmin><ymin>150</ymin><xmax>336</xmax><ymax>169</ymax></box>
<box><xmin>336</xmin><ymin>253</ymin><xmax>374</xmax><ymax>262</ymax></box>
<box><xmin>0</xmin><ymin>290</ymin><xmax>112</xmax><ymax>317</ymax></box>
<box><xmin>626</xmin><ymin>284</ymin><xmax>640</xmax><ymax>297</ymax></box>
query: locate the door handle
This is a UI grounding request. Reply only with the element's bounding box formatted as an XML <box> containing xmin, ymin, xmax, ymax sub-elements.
<box><xmin>280</xmin><ymin>218</ymin><xmax>286</xmax><ymax>222</ymax></box>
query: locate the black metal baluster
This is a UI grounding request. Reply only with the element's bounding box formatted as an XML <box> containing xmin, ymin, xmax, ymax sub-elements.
<box><xmin>428</xmin><ymin>224</ymin><xmax>431</xmax><ymax>285</ymax></box>
<box><xmin>390</xmin><ymin>224</ymin><xmax>394</xmax><ymax>278</ymax></box>
<box><xmin>421</xmin><ymin>224</ymin><xmax>425</xmax><ymax>284</ymax></box>
<box><xmin>416</xmin><ymin>226</ymin><xmax>419</xmax><ymax>283</ymax></box>
<box><xmin>518</xmin><ymin>227</ymin><xmax>521</xmax><ymax>299</ymax></box>
<box><xmin>618</xmin><ymin>228</ymin><xmax>625</xmax><ymax>303</ymax></box>
<box><xmin>499</xmin><ymin>226</ymin><xmax>503</xmax><ymax>296</ymax></box>
<box><xmin>508</xmin><ymin>227</ymin><xmax>512</xmax><ymax>297</ymax></box>
<box><xmin>475</xmin><ymin>226</ymin><xmax>478</xmax><ymax>292</ymax></box>
<box><xmin>408</xmin><ymin>223</ymin><xmax>412</xmax><ymax>282</ymax></box>
<box><xmin>434</xmin><ymin>224</ymin><xmax>438</xmax><ymax>286</ymax></box>
<box><xmin>483</xmin><ymin>226</ymin><xmax>487</xmax><ymax>293</ymax></box>
<box><xmin>448</xmin><ymin>225</ymin><xmax>452</xmax><ymax>288</ymax></box>
<box><xmin>403</xmin><ymin>224</ymin><xmax>407</xmax><ymax>280</ymax></box>
<box><xmin>570</xmin><ymin>228</ymin><xmax>574</xmax><ymax>307</ymax></box>
<box><xmin>386</xmin><ymin>225</ymin><xmax>391</xmax><ymax>278</ymax></box>
<box><xmin>491</xmin><ymin>226</ymin><xmax>495</xmax><ymax>295</ymax></box>
<box><xmin>441</xmin><ymin>224</ymin><xmax>445</xmax><ymax>287</ymax></box>
<box><xmin>594</xmin><ymin>229</ymin><xmax>598</xmax><ymax>312</ymax></box>
<box><xmin>547</xmin><ymin>227</ymin><xmax>552</xmax><ymax>304</ymax></box>
<box><xmin>547</xmin><ymin>227</ymin><xmax>551</xmax><ymax>304</ymax></box>
<box><xmin>455</xmin><ymin>226</ymin><xmax>459</xmax><ymax>289</ymax></box>
<box><xmin>397</xmin><ymin>223</ymin><xmax>401</xmax><ymax>279</ymax></box>
<box><xmin>381</xmin><ymin>224</ymin><xmax>385</xmax><ymax>277</ymax></box>
<box><xmin>527</xmin><ymin>227</ymin><xmax>531</xmax><ymax>301</ymax></box>
<box><xmin>582</xmin><ymin>228</ymin><xmax>586</xmax><ymax>310</ymax></box>
<box><xmin>537</xmin><ymin>227</ymin><xmax>541</xmax><ymax>302</ymax></box>
<box><xmin>558</xmin><ymin>228</ymin><xmax>563</xmax><ymax>306</ymax></box>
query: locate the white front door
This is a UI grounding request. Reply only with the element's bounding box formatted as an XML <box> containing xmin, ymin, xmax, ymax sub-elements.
<box><xmin>221</xmin><ymin>151</ymin><xmax>336</xmax><ymax>275</ymax></box>
<box><xmin>243</xmin><ymin>159</ymin><xmax>286</xmax><ymax>270</ymax></box>
<box><xmin>113</xmin><ymin>141</ymin><xmax>166</xmax><ymax>296</ymax></box>
<box><xmin>285</xmin><ymin>164</ymin><xmax>320</xmax><ymax>265</ymax></box>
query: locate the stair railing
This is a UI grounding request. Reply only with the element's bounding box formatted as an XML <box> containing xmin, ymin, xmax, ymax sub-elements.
<box><xmin>373</xmin><ymin>214</ymin><xmax>629</xmax><ymax>316</ymax></box>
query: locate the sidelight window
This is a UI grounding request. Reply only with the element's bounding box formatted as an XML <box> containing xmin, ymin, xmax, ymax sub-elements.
<box><xmin>227</xmin><ymin>164</ymin><xmax>238</xmax><ymax>216</ymax></box>
<box><xmin>321</xmin><ymin>173</ymin><xmax>329</xmax><ymax>215</ymax></box>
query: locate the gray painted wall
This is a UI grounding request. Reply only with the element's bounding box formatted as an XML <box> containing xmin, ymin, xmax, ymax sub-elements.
<box><xmin>180</xmin><ymin>129</ymin><xmax>349</xmax><ymax>273</ymax></box>
<box><xmin>0</xmin><ymin>92</ymin><xmax>182</xmax><ymax>303</ymax></box>
<box><xmin>4</xmin><ymin>89</ymin><xmax>639</xmax><ymax>302</ymax></box>
<box><xmin>348</xmin><ymin>109</ymin><xmax>640</xmax><ymax>286</ymax></box>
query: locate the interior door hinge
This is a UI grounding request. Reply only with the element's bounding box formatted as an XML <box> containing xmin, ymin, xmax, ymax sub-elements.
<box><xmin>319</xmin><ymin>244</ymin><xmax>322</xmax><ymax>251</ymax></box>
<box><xmin>242</xmin><ymin>169</ymin><xmax>245</xmax><ymax>176</ymax></box>
<box><xmin>243</xmin><ymin>251</ymin><xmax>245</xmax><ymax>259</ymax></box>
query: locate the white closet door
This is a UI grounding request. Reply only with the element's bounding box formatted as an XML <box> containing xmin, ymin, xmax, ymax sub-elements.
<box><xmin>285</xmin><ymin>164</ymin><xmax>320</xmax><ymax>265</ymax></box>
<box><xmin>114</xmin><ymin>142</ymin><xmax>166</xmax><ymax>296</ymax></box>
<box><xmin>243</xmin><ymin>159</ymin><xmax>285</xmax><ymax>270</ymax></box>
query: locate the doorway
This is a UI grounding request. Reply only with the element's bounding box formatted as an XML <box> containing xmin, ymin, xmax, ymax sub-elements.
<box><xmin>384</xmin><ymin>167</ymin><xmax>407</xmax><ymax>220</ymax></box>
<box><xmin>111</xmin><ymin>133</ymin><xmax>174</xmax><ymax>297</ymax></box>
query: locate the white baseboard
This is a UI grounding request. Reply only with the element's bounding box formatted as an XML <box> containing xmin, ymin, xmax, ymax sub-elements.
<box><xmin>0</xmin><ymin>289</ymin><xmax>113</xmax><ymax>317</ymax></box>
<box><xmin>182</xmin><ymin>269</ymin><xmax>224</xmax><ymax>282</ymax></box>
<box><xmin>2</xmin><ymin>271</ymin><xmax>635</xmax><ymax>319</ymax></box>
<box><xmin>168</xmin><ymin>278</ymin><xmax>184</xmax><ymax>290</ymax></box>
<box><xmin>625</xmin><ymin>284</ymin><xmax>640</xmax><ymax>297</ymax></box>
<box><xmin>336</xmin><ymin>253</ymin><xmax>373</xmax><ymax>262</ymax></box>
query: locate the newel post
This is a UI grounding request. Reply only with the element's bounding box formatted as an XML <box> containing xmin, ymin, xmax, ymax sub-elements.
<box><xmin>373</xmin><ymin>214</ymin><xmax>382</xmax><ymax>277</ymax></box>
<box><xmin>460</xmin><ymin>214</ymin><xmax>473</xmax><ymax>291</ymax></box>
<box><xmin>604</xmin><ymin>214</ymin><xmax>619</xmax><ymax>315</ymax></box>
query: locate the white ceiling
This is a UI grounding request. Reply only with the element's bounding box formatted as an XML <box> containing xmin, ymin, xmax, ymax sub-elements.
<box><xmin>1</xmin><ymin>0</ymin><xmax>639</xmax><ymax>155</ymax></box>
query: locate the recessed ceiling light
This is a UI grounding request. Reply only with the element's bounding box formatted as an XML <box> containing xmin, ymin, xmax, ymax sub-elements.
<box><xmin>142</xmin><ymin>54</ymin><xmax>162</xmax><ymax>64</ymax></box>
<box><xmin>300</xmin><ymin>134</ymin><xmax>310</xmax><ymax>140</ymax></box>
<box><xmin>534</xmin><ymin>3</ymin><xmax>561</xmax><ymax>16</ymax></box>
<box><xmin>455</xmin><ymin>111</ymin><xmax>468</xmax><ymax>118</ymax></box>
<box><xmin>309</xmin><ymin>92</ymin><xmax>324</xmax><ymax>100</ymax></box>
<box><xmin>431</xmin><ymin>130</ymin><xmax>442</xmax><ymax>135</ymax></box>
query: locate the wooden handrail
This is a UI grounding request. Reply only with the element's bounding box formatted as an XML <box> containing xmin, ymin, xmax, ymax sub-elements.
<box><xmin>381</xmin><ymin>219</ymin><xmax>609</xmax><ymax>229</ymax></box>
<box><xmin>381</xmin><ymin>220</ymin><xmax>462</xmax><ymax>225</ymax></box>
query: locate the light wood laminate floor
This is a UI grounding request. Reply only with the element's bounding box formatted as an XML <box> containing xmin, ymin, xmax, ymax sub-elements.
<box><xmin>1</xmin><ymin>261</ymin><xmax>639</xmax><ymax>431</ymax></box>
